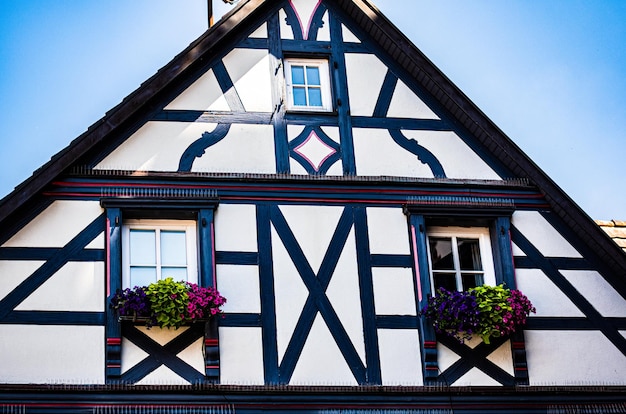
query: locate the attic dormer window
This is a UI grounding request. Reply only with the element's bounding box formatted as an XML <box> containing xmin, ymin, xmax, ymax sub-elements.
<box><xmin>284</xmin><ymin>58</ymin><xmax>332</xmax><ymax>112</ymax></box>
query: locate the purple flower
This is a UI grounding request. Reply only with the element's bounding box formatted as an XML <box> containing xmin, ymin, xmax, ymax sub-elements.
<box><xmin>422</xmin><ymin>285</ymin><xmax>536</xmax><ymax>344</ymax></box>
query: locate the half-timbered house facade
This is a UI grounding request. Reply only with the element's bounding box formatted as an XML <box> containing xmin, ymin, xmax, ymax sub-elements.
<box><xmin>1</xmin><ymin>0</ymin><xmax>625</xmax><ymax>412</ymax></box>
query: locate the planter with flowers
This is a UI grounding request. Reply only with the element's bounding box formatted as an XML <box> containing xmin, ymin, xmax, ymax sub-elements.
<box><xmin>421</xmin><ymin>284</ymin><xmax>535</xmax><ymax>344</ymax></box>
<box><xmin>110</xmin><ymin>277</ymin><xmax>226</xmax><ymax>329</ymax></box>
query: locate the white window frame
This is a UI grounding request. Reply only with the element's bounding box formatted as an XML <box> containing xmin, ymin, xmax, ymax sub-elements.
<box><xmin>121</xmin><ymin>219</ymin><xmax>198</xmax><ymax>288</ymax></box>
<box><xmin>284</xmin><ymin>58</ymin><xmax>333</xmax><ymax>112</ymax></box>
<box><xmin>426</xmin><ymin>226</ymin><xmax>496</xmax><ymax>291</ymax></box>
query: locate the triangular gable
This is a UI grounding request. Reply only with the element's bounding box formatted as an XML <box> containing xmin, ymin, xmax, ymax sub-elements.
<box><xmin>0</xmin><ymin>0</ymin><xmax>625</xmax><ymax>280</ymax></box>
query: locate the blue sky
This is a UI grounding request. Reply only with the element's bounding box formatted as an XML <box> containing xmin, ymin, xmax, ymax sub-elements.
<box><xmin>0</xmin><ymin>1</ymin><xmax>624</xmax><ymax>220</ymax></box>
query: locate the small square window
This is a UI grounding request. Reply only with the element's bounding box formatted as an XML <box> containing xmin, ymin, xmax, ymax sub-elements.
<box><xmin>122</xmin><ymin>219</ymin><xmax>198</xmax><ymax>288</ymax></box>
<box><xmin>285</xmin><ymin>58</ymin><xmax>333</xmax><ymax>112</ymax></box>
<box><xmin>426</xmin><ymin>226</ymin><xmax>496</xmax><ymax>292</ymax></box>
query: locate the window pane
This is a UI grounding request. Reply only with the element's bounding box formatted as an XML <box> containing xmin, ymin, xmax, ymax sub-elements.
<box><xmin>129</xmin><ymin>230</ymin><xmax>156</xmax><ymax>265</ymax></box>
<box><xmin>461</xmin><ymin>273</ymin><xmax>484</xmax><ymax>290</ymax></box>
<box><xmin>293</xmin><ymin>87</ymin><xmax>307</xmax><ymax>106</ymax></box>
<box><xmin>429</xmin><ymin>237</ymin><xmax>454</xmax><ymax>270</ymax></box>
<box><xmin>458</xmin><ymin>238</ymin><xmax>482</xmax><ymax>270</ymax></box>
<box><xmin>161</xmin><ymin>267</ymin><xmax>188</xmax><ymax>282</ymax></box>
<box><xmin>434</xmin><ymin>272</ymin><xmax>457</xmax><ymax>292</ymax></box>
<box><xmin>291</xmin><ymin>66</ymin><xmax>305</xmax><ymax>85</ymax></box>
<box><xmin>306</xmin><ymin>66</ymin><xmax>321</xmax><ymax>85</ymax></box>
<box><xmin>130</xmin><ymin>267</ymin><xmax>157</xmax><ymax>287</ymax></box>
<box><xmin>161</xmin><ymin>230</ymin><xmax>187</xmax><ymax>266</ymax></box>
<box><xmin>308</xmin><ymin>87</ymin><xmax>322</xmax><ymax>107</ymax></box>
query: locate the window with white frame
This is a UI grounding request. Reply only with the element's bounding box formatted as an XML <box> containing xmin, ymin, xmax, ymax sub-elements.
<box><xmin>426</xmin><ymin>226</ymin><xmax>496</xmax><ymax>292</ymax></box>
<box><xmin>284</xmin><ymin>58</ymin><xmax>333</xmax><ymax>111</ymax></box>
<box><xmin>122</xmin><ymin>219</ymin><xmax>198</xmax><ymax>288</ymax></box>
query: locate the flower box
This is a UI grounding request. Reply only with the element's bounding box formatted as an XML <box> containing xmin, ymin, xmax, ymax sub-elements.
<box><xmin>421</xmin><ymin>284</ymin><xmax>535</xmax><ymax>344</ymax></box>
<box><xmin>110</xmin><ymin>278</ymin><xmax>226</xmax><ymax>329</ymax></box>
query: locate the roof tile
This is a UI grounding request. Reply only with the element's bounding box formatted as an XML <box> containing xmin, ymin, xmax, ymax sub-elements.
<box><xmin>596</xmin><ymin>220</ymin><xmax>626</xmax><ymax>253</ymax></box>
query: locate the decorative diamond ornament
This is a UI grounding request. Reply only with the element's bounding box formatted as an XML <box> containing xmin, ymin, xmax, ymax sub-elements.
<box><xmin>292</xmin><ymin>130</ymin><xmax>337</xmax><ymax>172</ymax></box>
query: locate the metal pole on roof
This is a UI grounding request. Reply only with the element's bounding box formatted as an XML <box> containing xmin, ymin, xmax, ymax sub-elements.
<box><xmin>208</xmin><ymin>0</ymin><xmax>214</xmax><ymax>27</ymax></box>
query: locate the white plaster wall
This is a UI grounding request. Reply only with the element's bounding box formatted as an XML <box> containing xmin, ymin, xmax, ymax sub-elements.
<box><xmin>353</xmin><ymin>128</ymin><xmax>438</xmax><ymax>178</ymax></box>
<box><xmin>324</xmin><ymin>227</ymin><xmax>366</xmax><ymax>364</ymax></box>
<box><xmin>388</xmin><ymin>80</ymin><xmax>439</xmax><ymax>120</ymax></box>
<box><xmin>95</xmin><ymin>122</ymin><xmax>215</xmax><ymax>171</ymax></box>
<box><xmin>2</xmin><ymin>200</ymin><xmax>102</xmax><ymax>248</ymax></box>
<box><xmin>354</xmin><ymin>129</ymin><xmax>500</xmax><ymax>179</ymax></box>
<box><xmin>287</xmin><ymin>0</ymin><xmax>328</xmax><ymax>41</ymax></box>
<box><xmin>97</xmin><ymin>123</ymin><xmax>275</xmax><ymax>174</ymax></box>
<box><xmin>277</xmin><ymin>205</ymin><xmax>345</xmax><ymax>274</ymax></box>
<box><xmin>345</xmin><ymin>53</ymin><xmax>388</xmax><ymax>116</ymax></box>
<box><xmin>271</xmin><ymin>224</ymin><xmax>311</xmax><ymax>363</ymax></box>
<box><xmin>122</xmin><ymin>327</ymin><xmax>204</xmax><ymax>385</ymax></box>
<box><xmin>486</xmin><ymin>340</ymin><xmax>514</xmax><ymax>376</ymax></box>
<box><xmin>562</xmin><ymin>270</ymin><xmax>626</xmax><ymax>317</ymax></box>
<box><xmin>162</xmin><ymin>333</ymin><xmax>204</xmax><ymax>373</ymax></box>
<box><xmin>86</xmin><ymin>233</ymin><xmax>105</xmax><ymax>249</ymax></box>
<box><xmin>526</xmin><ymin>330</ymin><xmax>626</xmax><ymax>385</ymax></box>
<box><xmin>0</xmin><ymin>260</ymin><xmax>44</xmax><ymax>302</ymax></box>
<box><xmin>279</xmin><ymin>9</ymin><xmax>294</xmax><ymax>40</ymax></box>
<box><xmin>122</xmin><ymin>327</ymin><xmax>204</xmax><ymax>384</ymax></box>
<box><xmin>453</xmin><ymin>368</ymin><xmax>502</xmax><ymax>386</ymax></box>
<box><xmin>290</xmin><ymin>315</ymin><xmax>359</xmax><ymax>385</ymax></box>
<box><xmin>366</xmin><ymin>207</ymin><xmax>410</xmax><ymax>255</ymax></box>
<box><xmin>342</xmin><ymin>24</ymin><xmax>360</xmax><ymax>43</ymax></box>
<box><xmin>512</xmin><ymin>211</ymin><xmax>582</xmax><ymax>258</ymax></box>
<box><xmin>223</xmin><ymin>49</ymin><xmax>273</xmax><ymax>112</ymax></box>
<box><xmin>378</xmin><ymin>329</ymin><xmax>423</xmax><ymax>385</ymax></box>
<box><xmin>372</xmin><ymin>267</ymin><xmax>416</xmax><ymax>316</ymax></box>
<box><xmin>165</xmin><ymin>68</ymin><xmax>230</xmax><ymax>111</ymax></box>
<box><xmin>121</xmin><ymin>335</ymin><xmax>148</xmax><ymax>373</ymax></box>
<box><xmin>16</xmin><ymin>261</ymin><xmax>104</xmax><ymax>312</ymax></box>
<box><xmin>438</xmin><ymin>339</ymin><xmax>513</xmax><ymax>386</ymax></box>
<box><xmin>219</xmin><ymin>327</ymin><xmax>265</xmax><ymax>384</ymax></box>
<box><xmin>248</xmin><ymin>22</ymin><xmax>267</xmax><ymax>39</ymax></box>
<box><xmin>315</xmin><ymin>11</ymin><xmax>330</xmax><ymax>41</ymax></box>
<box><xmin>287</xmin><ymin>125</ymin><xmax>342</xmax><ymax>176</ymax></box>
<box><xmin>515</xmin><ymin>268</ymin><xmax>584</xmax><ymax>317</ymax></box>
<box><xmin>192</xmin><ymin>124</ymin><xmax>276</xmax><ymax>174</ymax></box>
<box><xmin>437</xmin><ymin>342</ymin><xmax>461</xmax><ymax>373</ymax></box>
<box><xmin>511</xmin><ymin>241</ymin><xmax>526</xmax><ymax>257</ymax></box>
<box><xmin>217</xmin><ymin>264</ymin><xmax>260</xmax><ymax>313</ymax></box>
<box><xmin>136</xmin><ymin>366</ymin><xmax>190</xmax><ymax>385</ymax></box>
<box><xmin>215</xmin><ymin>203</ymin><xmax>258</xmax><ymax>252</ymax></box>
<box><xmin>0</xmin><ymin>325</ymin><xmax>104</xmax><ymax>383</ymax></box>
<box><xmin>320</xmin><ymin>126</ymin><xmax>342</xmax><ymax>175</ymax></box>
<box><xmin>272</xmin><ymin>205</ymin><xmax>366</xmax><ymax>380</ymax></box>
<box><xmin>400</xmin><ymin>130</ymin><xmax>501</xmax><ymax>180</ymax></box>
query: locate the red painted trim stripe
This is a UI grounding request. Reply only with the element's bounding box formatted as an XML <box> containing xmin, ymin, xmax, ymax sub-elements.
<box><xmin>50</xmin><ymin>180</ymin><xmax>545</xmax><ymax>198</ymax></box>
<box><xmin>205</xmin><ymin>339</ymin><xmax>219</xmax><ymax>346</ymax></box>
<box><xmin>106</xmin><ymin>337</ymin><xmax>121</xmax><ymax>346</ymax></box>
<box><xmin>45</xmin><ymin>191</ymin><xmax>550</xmax><ymax>210</ymax></box>
<box><xmin>411</xmin><ymin>225</ymin><xmax>422</xmax><ymax>302</ymax></box>
<box><xmin>211</xmin><ymin>222</ymin><xmax>216</xmax><ymax>287</ymax></box>
<box><xmin>106</xmin><ymin>217</ymin><xmax>111</xmax><ymax>297</ymax></box>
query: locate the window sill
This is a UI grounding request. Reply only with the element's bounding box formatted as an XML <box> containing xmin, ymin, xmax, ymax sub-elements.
<box><xmin>118</xmin><ymin>315</ymin><xmax>213</xmax><ymax>327</ymax></box>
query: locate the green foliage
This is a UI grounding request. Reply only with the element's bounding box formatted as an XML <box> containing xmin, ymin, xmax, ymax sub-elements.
<box><xmin>145</xmin><ymin>277</ymin><xmax>190</xmax><ymax>329</ymax></box>
<box><xmin>469</xmin><ymin>284</ymin><xmax>513</xmax><ymax>344</ymax></box>
<box><xmin>422</xmin><ymin>284</ymin><xmax>536</xmax><ymax>344</ymax></box>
